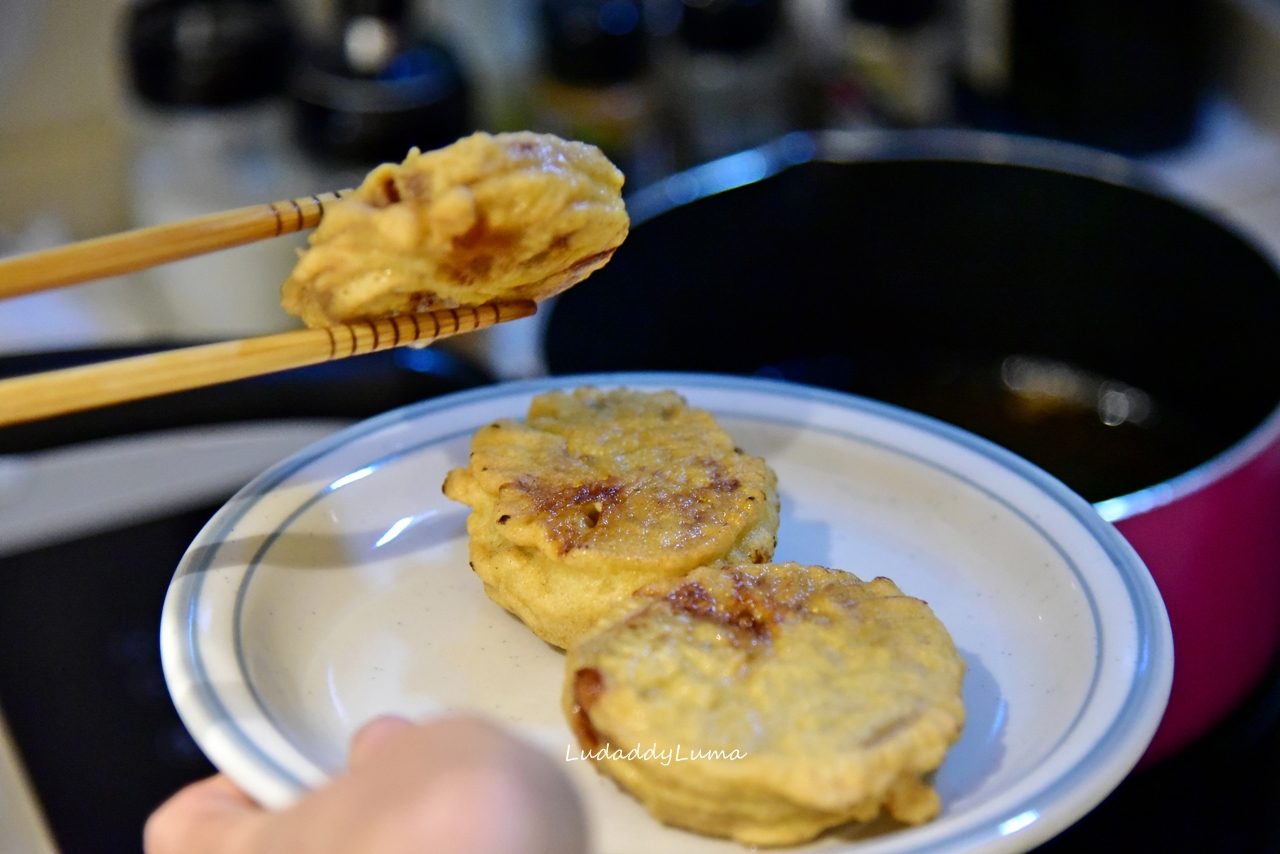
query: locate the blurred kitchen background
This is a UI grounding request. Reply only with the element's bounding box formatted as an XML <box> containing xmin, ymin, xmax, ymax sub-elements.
<box><xmin>4</xmin><ymin>1</ymin><xmax>1280</xmax><ymax>852</ymax></box>
<box><xmin>3</xmin><ymin>0</ymin><xmax>1280</xmax><ymax>374</ymax></box>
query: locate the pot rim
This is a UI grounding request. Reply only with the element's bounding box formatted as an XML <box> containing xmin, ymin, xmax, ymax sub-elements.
<box><xmin>623</xmin><ymin>128</ymin><xmax>1280</xmax><ymax>523</ymax></box>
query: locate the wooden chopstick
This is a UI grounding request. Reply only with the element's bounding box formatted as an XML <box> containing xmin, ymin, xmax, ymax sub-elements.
<box><xmin>0</xmin><ymin>301</ymin><xmax>535</xmax><ymax>428</ymax></box>
<box><xmin>0</xmin><ymin>189</ymin><xmax>352</xmax><ymax>301</ymax></box>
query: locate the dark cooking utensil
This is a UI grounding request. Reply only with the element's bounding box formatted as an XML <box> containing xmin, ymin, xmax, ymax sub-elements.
<box><xmin>546</xmin><ymin>129</ymin><xmax>1280</xmax><ymax>762</ymax></box>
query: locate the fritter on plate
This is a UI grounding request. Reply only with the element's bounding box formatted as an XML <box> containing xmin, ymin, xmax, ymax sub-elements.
<box><xmin>281</xmin><ymin>132</ymin><xmax>628</xmax><ymax>327</ymax></box>
<box><xmin>563</xmin><ymin>562</ymin><xmax>966</xmax><ymax>847</ymax></box>
<box><xmin>442</xmin><ymin>388</ymin><xmax>779</xmax><ymax>649</ymax></box>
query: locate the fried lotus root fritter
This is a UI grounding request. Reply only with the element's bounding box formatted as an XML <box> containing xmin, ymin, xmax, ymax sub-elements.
<box><xmin>442</xmin><ymin>388</ymin><xmax>779</xmax><ymax>649</ymax></box>
<box><xmin>281</xmin><ymin>132</ymin><xmax>629</xmax><ymax>327</ymax></box>
<box><xmin>563</xmin><ymin>562</ymin><xmax>967</xmax><ymax>847</ymax></box>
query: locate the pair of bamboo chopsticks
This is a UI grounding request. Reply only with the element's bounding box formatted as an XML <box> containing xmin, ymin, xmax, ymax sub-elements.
<box><xmin>0</xmin><ymin>191</ymin><xmax>537</xmax><ymax>428</ymax></box>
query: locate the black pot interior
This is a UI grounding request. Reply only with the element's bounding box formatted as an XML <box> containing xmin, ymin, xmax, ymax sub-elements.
<box><xmin>546</xmin><ymin>158</ymin><xmax>1280</xmax><ymax>502</ymax></box>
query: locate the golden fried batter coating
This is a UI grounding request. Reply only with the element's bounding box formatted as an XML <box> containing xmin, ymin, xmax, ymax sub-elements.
<box><xmin>563</xmin><ymin>562</ymin><xmax>966</xmax><ymax>847</ymax></box>
<box><xmin>281</xmin><ymin>132</ymin><xmax>628</xmax><ymax>327</ymax></box>
<box><xmin>442</xmin><ymin>388</ymin><xmax>779</xmax><ymax>649</ymax></box>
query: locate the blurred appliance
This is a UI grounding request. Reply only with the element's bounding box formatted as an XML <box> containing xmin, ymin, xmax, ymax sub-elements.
<box><xmin>289</xmin><ymin>0</ymin><xmax>472</xmax><ymax>166</ymax></box>
<box><xmin>532</xmin><ymin>0</ymin><xmax>663</xmax><ymax>185</ymax></box>
<box><xmin>841</xmin><ymin>0</ymin><xmax>954</xmax><ymax>126</ymax></box>
<box><xmin>658</xmin><ymin>0</ymin><xmax>795</xmax><ymax>165</ymax></box>
<box><xmin>123</xmin><ymin>0</ymin><xmax>320</xmax><ymax>340</ymax></box>
<box><xmin>1219</xmin><ymin>0</ymin><xmax>1280</xmax><ymax>140</ymax></box>
<box><xmin>955</xmin><ymin>0</ymin><xmax>1209</xmax><ymax>154</ymax></box>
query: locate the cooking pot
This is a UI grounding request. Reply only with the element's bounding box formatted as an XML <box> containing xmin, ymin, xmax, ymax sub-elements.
<box><xmin>544</xmin><ymin>129</ymin><xmax>1280</xmax><ymax>761</ymax></box>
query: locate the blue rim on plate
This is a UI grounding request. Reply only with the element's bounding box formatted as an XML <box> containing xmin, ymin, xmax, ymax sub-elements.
<box><xmin>161</xmin><ymin>372</ymin><xmax>1172</xmax><ymax>854</ymax></box>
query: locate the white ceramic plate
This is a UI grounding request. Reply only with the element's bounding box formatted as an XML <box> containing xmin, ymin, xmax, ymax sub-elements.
<box><xmin>161</xmin><ymin>373</ymin><xmax>1172</xmax><ymax>854</ymax></box>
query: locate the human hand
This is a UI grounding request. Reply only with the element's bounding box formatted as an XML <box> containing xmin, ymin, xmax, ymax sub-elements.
<box><xmin>145</xmin><ymin>715</ymin><xmax>587</xmax><ymax>854</ymax></box>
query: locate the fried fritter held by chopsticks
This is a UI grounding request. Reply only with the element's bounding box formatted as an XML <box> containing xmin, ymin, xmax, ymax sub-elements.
<box><xmin>282</xmin><ymin>132</ymin><xmax>629</xmax><ymax>327</ymax></box>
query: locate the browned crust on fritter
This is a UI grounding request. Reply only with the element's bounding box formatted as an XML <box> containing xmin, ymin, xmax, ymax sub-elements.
<box><xmin>562</xmin><ymin>562</ymin><xmax>967</xmax><ymax>846</ymax></box>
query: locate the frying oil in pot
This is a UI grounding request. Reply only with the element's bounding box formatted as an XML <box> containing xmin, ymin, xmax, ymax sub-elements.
<box><xmin>757</xmin><ymin>354</ymin><xmax>1221</xmax><ymax>503</ymax></box>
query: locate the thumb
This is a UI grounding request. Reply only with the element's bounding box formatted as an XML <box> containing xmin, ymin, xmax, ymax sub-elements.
<box><xmin>144</xmin><ymin>774</ymin><xmax>265</xmax><ymax>854</ymax></box>
<box><xmin>348</xmin><ymin>715</ymin><xmax>415</xmax><ymax>769</ymax></box>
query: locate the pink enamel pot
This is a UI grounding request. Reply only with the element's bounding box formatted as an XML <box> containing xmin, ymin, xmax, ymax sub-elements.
<box><xmin>545</xmin><ymin>129</ymin><xmax>1280</xmax><ymax>761</ymax></box>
